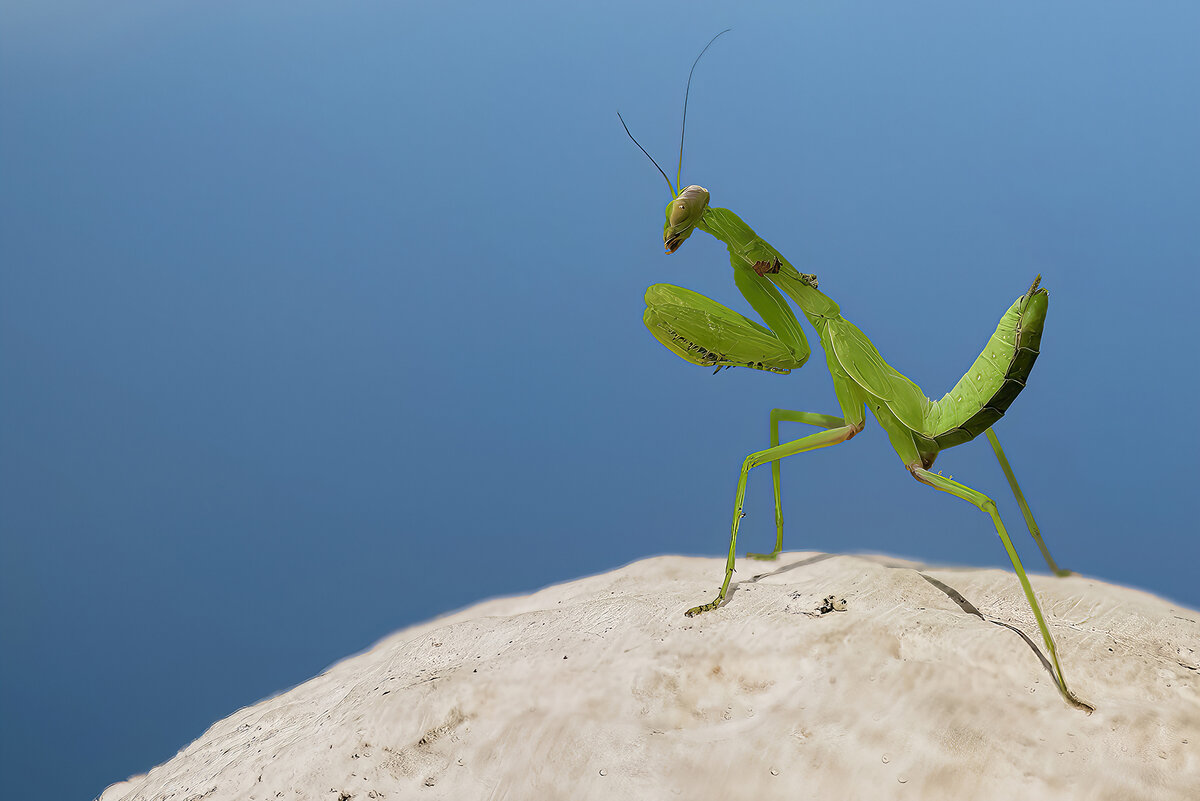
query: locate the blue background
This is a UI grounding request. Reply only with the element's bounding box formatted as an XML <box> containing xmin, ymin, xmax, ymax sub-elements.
<box><xmin>2</xmin><ymin>3</ymin><xmax>1197</xmax><ymax>798</ymax></box>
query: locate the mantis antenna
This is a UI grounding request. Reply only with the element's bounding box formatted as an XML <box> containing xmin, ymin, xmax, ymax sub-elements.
<box><xmin>617</xmin><ymin>111</ymin><xmax>676</xmax><ymax>199</ymax></box>
<box><xmin>676</xmin><ymin>29</ymin><xmax>731</xmax><ymax>195</ymax></box>
<box><xmin>619</xmin><ymin>29</ymin><xmax>731</xmax><ymax>200</ymax></box>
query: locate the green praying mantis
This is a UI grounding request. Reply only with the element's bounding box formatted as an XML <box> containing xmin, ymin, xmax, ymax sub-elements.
<box><xmin>622</xmin><ymin>33</ymin><xmax>1091</xmax><ymax>711</ymax></box>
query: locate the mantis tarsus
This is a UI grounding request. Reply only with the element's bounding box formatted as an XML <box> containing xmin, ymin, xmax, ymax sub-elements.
<box><xmin>623</xmin><ymin>33</ymin><xmax>1090</xmax><ymax>711</ymax></box>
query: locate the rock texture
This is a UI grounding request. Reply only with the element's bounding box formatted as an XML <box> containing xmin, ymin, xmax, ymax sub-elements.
<box><xmin>99</xmin><ymin>553</ymin><xmax>1200</xmax><ymax>801</ymax></box>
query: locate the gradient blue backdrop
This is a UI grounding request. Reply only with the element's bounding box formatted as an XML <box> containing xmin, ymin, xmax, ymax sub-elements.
<box><xmin>2</xmin><ymin>3</ymin><xmax>1197</xmax><ymax>798</ymax></box>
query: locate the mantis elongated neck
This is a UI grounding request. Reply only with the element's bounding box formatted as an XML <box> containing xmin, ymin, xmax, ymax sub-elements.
<box><xmin>696</xmin><ymin>206</ymin><xmax>841</xmax><ymax>325</ymax></box>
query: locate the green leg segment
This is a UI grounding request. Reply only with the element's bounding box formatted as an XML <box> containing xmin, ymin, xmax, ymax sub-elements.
<box><xmin>912</xmin><ymin>467</ymin><xmax>1092</xmax><ymax>711</ymax></box>
<box><xmin>748</xmin><ymin>409</ymin><xmax>846</xmax><ymax>561</ymax></box>
<box><xmin>686</xmin><ymin>423</ymin><xmax>860</xmax><ymax>618</ymax></box>
<box><xmin>985</xmin><ymin>428</ymin><xmax>1071</xmax><ymax>576</ymax></box>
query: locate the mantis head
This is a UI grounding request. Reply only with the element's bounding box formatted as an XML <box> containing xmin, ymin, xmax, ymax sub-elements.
<box><xmin>619</xmin><ymin>29</ymin><xmax>729</xmax><ymax>254</ymax></box>
<box><xmin>664</xmin><ymin>185</ymin><xmax>710</xmax><ymax>253</ymax></box>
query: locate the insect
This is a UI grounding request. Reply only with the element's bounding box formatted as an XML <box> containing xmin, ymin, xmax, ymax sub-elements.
<box><xmin>622</xmin><ymin>33</ymin><xmax>1089</xmax><ymax>710</ymax></box>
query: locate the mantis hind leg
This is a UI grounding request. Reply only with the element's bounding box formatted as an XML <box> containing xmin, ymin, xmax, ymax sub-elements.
<box><xmin>686</xmin><ymin>422</ymin><xmax>862</xmax><ymax>617</ymax></box>
<box><xmin>747</xmin><ymin>409</ymin><xmax>847</xmax><ymax>561</ymax></box>
<box><xmin>910</xmin><ymin>466</ymin><xmax>1092</xmax><ymax>711</ymax></box>
<box><xmin>986</xmin><ymin>429</ymin><xmax>1071</xmax><ymax>576</ymax></box>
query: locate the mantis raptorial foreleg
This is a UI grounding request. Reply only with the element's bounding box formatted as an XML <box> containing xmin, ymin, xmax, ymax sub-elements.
<box><xmin>986</xmin><ymin>429</ymin><xmax>1071</xmax><ymax>576</ymax></box>
<box><xmin>746</xmin><ymin>409</ymin><xmax>847</xmax><ymax>562</ymax></box>
<box><xmin>686</xmin><ymin>423</ymin><xmax>862</xmax><ymax>617</ymax></box>
<box><xmin>911</xmin><ymin>467</ymin><xmax>1092</xmax><ymax>711</ymax></box>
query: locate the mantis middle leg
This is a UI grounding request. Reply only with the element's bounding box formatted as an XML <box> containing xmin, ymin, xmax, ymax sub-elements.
<box><xmin>986</xmin><ymin>429</ymin><xmax>1071</xmax><ymax>576</ymax></box>
<box><xmin>910</xmin><ymin>467</ymin><xmax>1092</xmax><ymax>711</ymax></box>
<box><xmin>747</xmin><ymin>409</ymin><xmax>847</xmax><ymax>562</ymax></box>
<box><xmin>686</xmin><ymin>422</ymin><xmax>862</xmax><ymax>617</ymax></box>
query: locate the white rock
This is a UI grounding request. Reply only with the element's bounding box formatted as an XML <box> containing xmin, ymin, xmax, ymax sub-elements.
<box><xmin>98</xmin><ymin>553</ymin><xmax>1200</xmax><ymax>801</ymax></box>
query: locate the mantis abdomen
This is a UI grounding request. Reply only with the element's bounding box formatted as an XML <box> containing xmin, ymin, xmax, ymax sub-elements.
<box><xmin>925</xmin><ymin>278</ymin><xmax>1048</xmax><ymax>449</ymax></box>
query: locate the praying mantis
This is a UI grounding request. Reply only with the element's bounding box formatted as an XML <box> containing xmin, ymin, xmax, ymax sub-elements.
<box><xmin>622</xmin><ymin>33</ymin><xmax>1090</xmax><ymax>710</ymax></box>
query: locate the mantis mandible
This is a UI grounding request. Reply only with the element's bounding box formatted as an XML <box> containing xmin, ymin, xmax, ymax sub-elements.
<box><xmin>622</xmin><ymin>33</ymin><xmax>1090</xmax><ymax>711</ymax></box>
